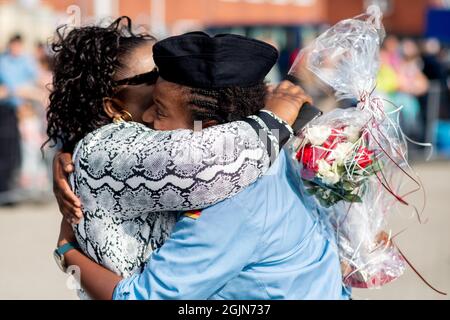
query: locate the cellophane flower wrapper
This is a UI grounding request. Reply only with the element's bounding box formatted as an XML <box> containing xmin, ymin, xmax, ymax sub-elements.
<box><xmin>289</xmin><ymin>6</ymin><xmax>407</xmax><ymax>289</ymax></box>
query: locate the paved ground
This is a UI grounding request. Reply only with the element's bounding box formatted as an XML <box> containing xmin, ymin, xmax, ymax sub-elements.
<box><xmin>0</xmin><ymin>161</ymin><xmax>449</xmax><ymax>300</ymax></box>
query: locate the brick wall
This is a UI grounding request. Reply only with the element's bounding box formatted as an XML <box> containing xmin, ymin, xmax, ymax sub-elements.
<box><xmin>1</xmin><ymin>0</ymin><xmax>437</xmax><ymax>36</ymax></box>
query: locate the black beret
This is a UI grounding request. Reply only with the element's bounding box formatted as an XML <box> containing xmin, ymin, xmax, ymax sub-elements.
<box><xmin>153</xmin><ymin>32</ymin><xmax>279</xmax><ymax>89</ymax></box>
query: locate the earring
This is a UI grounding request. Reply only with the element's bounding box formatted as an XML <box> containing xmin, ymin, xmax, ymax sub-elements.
<box><xmin>113</xmin><ymin>115</ymin><xmax>124</xmax><ymax>124</ymax></box>
<box><xmin>104</xmin><ymin>97</ymin><xmax>133</xmax><ymax>123</ymax></box>
<box><xmin>120</xmin><ymin>110</ymin><xmax>133</xmax><ymax>122</ymax></box>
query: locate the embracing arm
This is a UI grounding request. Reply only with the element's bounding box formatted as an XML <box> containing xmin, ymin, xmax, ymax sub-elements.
<box><xmin>54</xmin><ymin>112</ymin><xmax>285</xmax><ymax>223</ymax></box>
<box><xmin>64</xmin><ymin>248</ymin><xmax>120</xmax><ymax>300</ymax></box>
<box><xmin>56</xmin><ymin>81</ymin><xmax>311</xmax><ymax>222</ymax></box>
<box><xmin>58</xmin><ymin>194</ymin><xmax>259</xmax><ymax>300</ymax></box>
<box><xmin>57</xmin><ymin>218</ymin><xmax>121</xmax><ymax>300</ymax></box>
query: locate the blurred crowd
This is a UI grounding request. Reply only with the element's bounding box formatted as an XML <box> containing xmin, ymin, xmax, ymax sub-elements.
<box><xmin>0</xmin><ymin>34</ymin><xmax>54</xmax><ymax>206</ymax></box>
<box><xmin>377</xmin><ymin>36</ymin><xmax>450</xmax><ymax>156</ymax></box>
<box><xmin>0</xmin><ymin>32</ymin><xmax>449</xmax><ymax>206</ymax></box>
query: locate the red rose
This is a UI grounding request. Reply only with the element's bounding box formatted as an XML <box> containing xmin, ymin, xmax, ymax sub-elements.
<box><xmin>323</xmin><ymin>128</ymin><xmax>345</xmax><ymax>149</ymax></box>
<box><xmin>297</xmin><ymin>145</ymin><xmax>315</xmax><ymax>169</ymax></box>
<box><xmin>356</xmin><ymin>147</ymin><xmax>374</xmax><ymax>168</ymax></box>
<box><xmin>297</xmin><ymin>144</ymin><xmax>330</xmax><ymax>172</ymax></box>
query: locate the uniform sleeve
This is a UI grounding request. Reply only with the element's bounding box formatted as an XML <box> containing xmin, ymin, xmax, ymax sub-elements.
<box><xmin>74</xmin><ymin>111</ymin><xmax>293</xmax><ymax>213</ymax></box>
<box><xmin>113</xmin><ymin>198</ymin><xmax>261</xmax><ymax>300</ymax></box>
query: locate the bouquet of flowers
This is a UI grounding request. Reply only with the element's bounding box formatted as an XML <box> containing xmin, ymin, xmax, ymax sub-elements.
<box><xmin>297</xmin><ymin>123</ymin><xmax>381</xmax><ymax>208</ymax></box>
<box><xmin>288</xmin><ymin>5</ymin><xmax>411</xmax><ymax>289</ymax></box>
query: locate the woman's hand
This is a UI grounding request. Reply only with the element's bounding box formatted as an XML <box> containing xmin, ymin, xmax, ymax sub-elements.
<box><xmin>53</xmin><ymin>151</ymin><xmax>83</xmax><ymax>224</ymax></box>
<box><xmin>264</xmin><ymin>80</ymin><xmax>313</xmax><ymax>127</ymax></box>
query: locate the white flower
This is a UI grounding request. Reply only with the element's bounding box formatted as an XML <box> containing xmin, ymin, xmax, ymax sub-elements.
<box><xmin>343</xmin><ymin>126</ymin><xmax>361</xmax><ymax>143</ymax></box>
<box><xmin>305</xmin><ymin>126</ymin><xmax>332</xmax><ymax>146</ymax></box>
<box><xmin>317</xmin><ymin>159</ymin><xmax>341</xmax><ymax>186</ymax></box>
<box><xmin>328</xmin><ymin>142</ymin><xmax>355</xmax><ymax>165</ymax></box>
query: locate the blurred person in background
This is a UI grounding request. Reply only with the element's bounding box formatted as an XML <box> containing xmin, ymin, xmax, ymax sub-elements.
<box><xmin>398</xmin><ymin>39</ymin><xmax>429</xmax><ymax>98</ymax></box>
<box><xmin>399</xmin><ymin>38</ymin><xmax>429</xmax><ymax>130</ymax></box>
<box><xmin>14</xmin><ymin>42</ymin><xmax>54</xmax><ymax>197</ymax></box>
<box><xmin>420</xmin><ymin>38</ymin><xmax>450</xmax><ymax>155</ymax></box>
<box><xmin>377</xmin><ymin>36</ymin><xmax>428</xmax><ymax>144</ymax></box>
<box><xmin>0</xmin><ymin>34</ymin><xmax>37</xmax><ymax>203</ymax></box>
<box><xmin>16</xmin><ymin>101</ymin><xmax>51</xmax><ymax>196</ymax></box>
<box><xmin>16</xmin><ymin>42</ymin><xmax>53</xmax><ymax>105</ymax></box>
<box><xmin>380</xmin><ymin>35</ymin><xmax>403</xmax><ymax>70</ymax></box>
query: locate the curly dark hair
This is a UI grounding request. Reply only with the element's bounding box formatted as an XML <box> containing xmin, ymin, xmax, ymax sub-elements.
<box><xmin>46</xmin><ymin>16</ymin><xmax>155</xmax><ymax>152</ymax></box>
<box><xmin>186</xmin><ymin>83</ymin><xmax>267</xmax><ymax>124</ymax></box>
